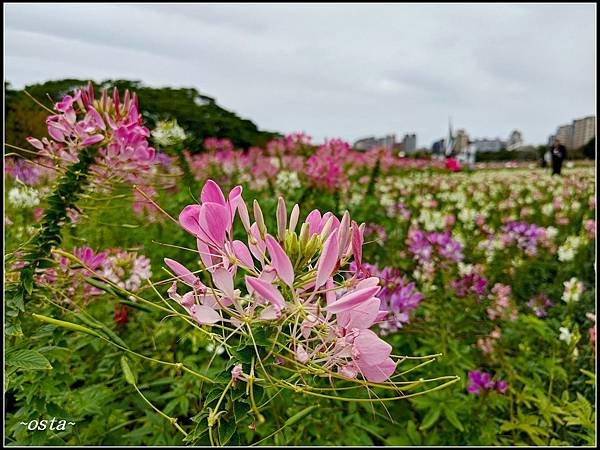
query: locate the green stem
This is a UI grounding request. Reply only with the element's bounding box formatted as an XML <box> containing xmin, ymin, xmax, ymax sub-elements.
<box><xmin>133</xmin><ymin>383</ymin><xmax>188</xmax><ymax>437</ymax></box>
<box><xmin>18</xmin><ymin>144</ymin><xmax>100</xmax><ymax>299</ymax></box>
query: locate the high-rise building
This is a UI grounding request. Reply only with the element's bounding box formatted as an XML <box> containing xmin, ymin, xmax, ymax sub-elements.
<box><xmin>571</xmin><ymin>116</ymin><xmax>596</xmax><ymax>150</ymax></box>
<box><xmin>555</xmin><ymin>124</ymin><xmax>574</xmax><ymax>149</ymax></box>
<box><xmin>506</xmin><ymin>130</ymin><xmax>524</xmax><ymax>151</ymax></box>
<box><xmin>354</xmin><ymin>134</ymin><xmax>396</xmax><ymax>151</ymax></box>
<box><xmin>401</xmin><ymin>133</ymin><xmax>417</xmax><ymax>153</ymax></box>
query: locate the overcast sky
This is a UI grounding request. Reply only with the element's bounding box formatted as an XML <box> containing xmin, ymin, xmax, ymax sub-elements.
<box><xmin>4</xmin><ymin>3</ymin><xmax>596</xmax><ymax>146</ymax></box>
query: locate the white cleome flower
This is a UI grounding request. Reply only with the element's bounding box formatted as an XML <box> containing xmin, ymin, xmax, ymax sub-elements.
<box><xmin>559</xmin><ymin>327</ymin><xmax>572</xmax><ymax>344</ymax></box>
<box><xmin>151</xmin><ymin>119</ymin><xmax>187</xmax><ymax>147</ymax></box>
<box><xmin>8</xmin><ymin>186</ymin><xmax>41</xmax><ymax>209</ymax></box>
<box><xmin>562</xmin><ymin>277</ymin><xmax>584</xmax><ymax>303</ymax></box>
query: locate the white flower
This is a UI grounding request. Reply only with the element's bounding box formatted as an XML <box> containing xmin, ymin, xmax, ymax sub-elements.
<box><xmin>562</xmin><ymin>277</ymin><xmax>584</xmax><ymax>303</ymax></box>
<box><xmin>542</xmin><ymin>203</ymin><xmax>554</xmax><ymax>216</ymax></box>
<box><xmin>558</xmin><ymin>236</ymin><xmax>584</xmax><ymax>262</ymax></box>
<box><xmin>206</xmin><ymin>343</ymin><xmax>225</xmax><ymax>355</ymax></box>
<box><xmin>545</xmin><ymin>226</ymin><xmax>558</xmax><ymax>240</ymax></box>
<box><xmin>559</xmin><ymin>327</ymin><xmax>572</xmax><ymax>344</ymax></box>
<box><xmin>151</xmin><ymin>119</ymin><xmax>187</xmax><ymax>147</ymax></box>
<box><xmin>8</xmin><ymin>186</ymin><xmax>41</xmax><ymax>209</ymax></box>
<box><xmin>458</xmin><ymin>262</ymin><xmax>474</xmax><ymax>276</ymax></box>
<box><xmin>275</xmin><ymin>170</ymin><xmax>301</xmax><ymax>193</ymax></box>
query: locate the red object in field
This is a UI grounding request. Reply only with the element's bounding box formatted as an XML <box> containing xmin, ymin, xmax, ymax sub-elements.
<box><xmin>114</xmin><ymin>304</ymin><xmax>128</xmax><ymax>325</ymax></box>
<box><xmin>445</xmin><ymin>158</ymin><xmax>461</xmax><ymax>172</ymax></box>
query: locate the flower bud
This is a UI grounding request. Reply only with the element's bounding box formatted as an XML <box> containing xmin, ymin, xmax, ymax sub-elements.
<box><xmin>253</xmin><ymin>200</ymin><xmax>267</xmax><ymax>238</ymax></box>
<box><xmin>277</xmin><ymin>197</ymin><xmax>287</xmax><ymax>242</ymax></box>
<box><xmin>289</xmin><ymin>204</ymin><xmax>300</xmax><ymax>234</ymax></box>
<box><xmin>299</xmin><ymin>222</ymin><xmax>310</xmax><ymax>248</ymax></box>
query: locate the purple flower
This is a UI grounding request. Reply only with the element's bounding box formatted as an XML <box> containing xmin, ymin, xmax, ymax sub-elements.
<box><xmin>407</xmin><ymin>229</ymin><xmax>463</xmax><ymax>266</ymax></box>
<box><xmin>501</xmin><ymin>221</ymin><xmax>546</xmax><ymax>256</ymax></box>
<box><xmin>355</xmin><ymin>263</ymin><xmax>424</xmax><ymax>334</ymax></box>
<box><xmin>494</xmin><ymin>380</ymin><xmax>509</xmax><ymax>394</ymax></box>
<box><xmin>527</xmin><ymin>293</ymin><xmax>553</xmax><ymax>318</ymax></box>
<box><xmin>467</xmin><ymin>370</ymin><xmax>508</xmax><ymax>395</ymax></box>
<box><xmin>452</xmin><ymin>273</ymin><xmax>488</xmax><ymax>300</ymax></box>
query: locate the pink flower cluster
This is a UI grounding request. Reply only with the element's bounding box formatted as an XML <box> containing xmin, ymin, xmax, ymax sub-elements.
<box><xmin>204</xmin><ymin>138</ymin><xmax>235</xmax><ymax>153</ymax></box>
<box><xmin>477</xmin><ymin>328</ymin><xmax>501</xmax><ymax>354</ymax></box>
<box><xmin>186</xmin><ymin>133</ymin><xmax>442</xmax><ymax>194</ymax></box>
<box><xmin>27</xmin><ymin>83</ymin><xmax>157</xmax><ymax>187</ymax></box>
<box><xmin>304</xmin><ymin>140</ymin><xmax>350</xmax><ymax>192</ymax></box>
<box><xmin>486</xmin><ymin>283</ymin><xmax>518</xmax><ymax>321</ymax></box>
<box><xmin>584</xmin><ymin>219</ymin><xmax>596</xmax><ymax>239</ymax></box>
<box><xmin>165</xmin><ymin>180</ymin><xmax>398</xmax><ymax>382</ymax></box>
<box><xmin>34</xmin><ymin>246</ymin><xmax>151</xmax><ymax>298</ymax></box>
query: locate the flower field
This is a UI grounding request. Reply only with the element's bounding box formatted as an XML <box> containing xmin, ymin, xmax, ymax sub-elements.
<box><xmin>4</xmin><ymin>85</ymin><xmax>596</xmax><ymax>446</ymax></box>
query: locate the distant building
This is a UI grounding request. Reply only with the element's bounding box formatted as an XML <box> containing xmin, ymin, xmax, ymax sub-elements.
<box><xmin>506</xmin><ymin>130</ymin><xmax>524</xmax><ymax>151</ymax></box>
<box><xmin>555</xmin><ymin>124</ymin><xmax>574</xmax><ymax>149</ymax></box>
<box><xmin>454</xmin><ymin>129</ymin><xmax>470</xmax><ymax>153</ymax></box>
<box><xmin>354</xmin><ymin>134</ymin><xmax>396</xmax><ymax>151</ymax></box>
<box><xmin>473</xmin><ymin>138</ymin><xmax>505</xmax><ymax>152</ymax></box>
<box><xmin>571</xmin><ymin>116</ymin><xmax>595</xmax><ymax>150</ymax></box>
<box><xmin>401</xmin><ymin>133</ymin><xmax>417</xmax><ymax>153</ymax></box>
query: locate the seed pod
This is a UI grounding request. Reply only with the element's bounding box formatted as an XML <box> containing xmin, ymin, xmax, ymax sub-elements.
<box><xmin>120</xmin><ymin>356</ymin><xmax>137</xmax><ymax>385</ymax></box>
<box><xmin>284</xmin><ymin>405</ymin><xmax>318</xmax><ymax>427</ymax></box>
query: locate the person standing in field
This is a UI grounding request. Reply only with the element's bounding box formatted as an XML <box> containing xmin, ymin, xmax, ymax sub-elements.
<box><xmin>550</xmin><ymin>138</ymin><xmax>567</xmax><ymax>175</ymax></box>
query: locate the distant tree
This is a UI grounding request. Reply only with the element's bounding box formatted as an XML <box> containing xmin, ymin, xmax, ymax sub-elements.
<box><xmin>581</xmin><ymin>137</ymin><xmax>595</xmax><ymax>160</ymax></box>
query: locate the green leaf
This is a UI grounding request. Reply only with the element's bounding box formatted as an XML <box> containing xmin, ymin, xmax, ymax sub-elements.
<box><xmin>218</xmin><ymin>417</ymin><xmax>237</xmax><ymax>446</ymax></box>
<box><xmin>419</xmin><ymin>408</ymin><xmax>441</xmax><ymax>431</ymax></box>
<box><xmin>406</xmin><ymin>420</ymin><xmax>421</xmax><ymax>445</ymax></box>
<box><xmin>6</xmin><ymin>349</ymin><xmax>52</xmax><ymax>370</ymax></box>
<box><xmin>443</xmin><ymin>407</ymin><xmax>464</xmax><ymax>432</ymax></box>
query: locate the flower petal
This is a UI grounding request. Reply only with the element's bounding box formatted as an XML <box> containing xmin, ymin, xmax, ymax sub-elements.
<box><xmin>164</xmin><ymin>258</ymin><xmax>199</xmax><ymax>287</ymax></box>
<box><xmin>327</xmin><ymin>286</ymin><xmax>380</xmax><ymax>314</ymax></box>
<box><xmin>315</xmin><ymin>230</ymin><xmax>339</xmax><ymax>289</ymax></box>
<box><xmin>265</xmin><ymin>234</ymin><xmax>294</xmax><ymax>287</ymax></box>
<box><xmin>179</xmin><ymin>204</ymin><xmax>202</xmax><ymax>236</ymax></box>
<box><xmin>357</xmin><ymin>357</ymin><xmax>396</xmax><ymax>382</ymax></box>
<box><xmin>353</xmin><ymin>329</ymin><xmax>392</xmax><ymax>366</ymax></box>
<box><xmin>245</xmin><ymin>276</ymin><xmax>286</xmax><ymax>310</ymax></box>
<box><xmin>337</xmin><ymin>297</ymin><xmax>381</xmax><ymax>330</ymax></box>
<box><xmin>212</xmin><ymin>267</ymin><xmax>234</xmax><ymax>298</ymax></box>
<box><xmin>190</xmin><ymin>304</ymin><xmax>222</xmax><ymax>325</ymax></box>
<box><xmin>201</xmin><ymin>179</ymin><xmax>226</xmax><ymax>205</ymax></box>
<box><xmin>232</xmin><ymin>240</ymin><xmax>255</xmax><ymax>270</ymax></box>
<box><xmin>199</xmin><ymin>202</ymin><xmax>229</xmax><ymax>246</ymax></box>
